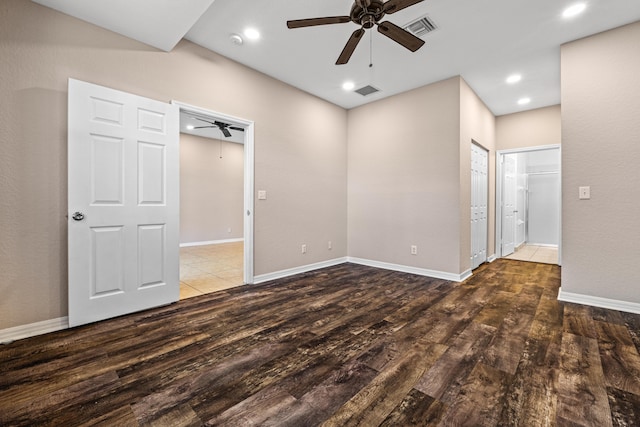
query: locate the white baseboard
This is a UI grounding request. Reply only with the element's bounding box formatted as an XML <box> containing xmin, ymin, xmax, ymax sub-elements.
<box><xmin>180</xmin><ymin>238</ymin><xmax>243</xmax><ymax>248</ymax></box>
<box><xmin>348</xmin><ymin>257</ymin><xmax>469</xmax><ymax>282</ymax></box>
<box><xmin>488</xmin><ymin>254</ymin><xmax>497</xmax><ymax>263</ymax></box>
<box><xmin>253</xmin><ymin>257</ymin><xmax>349</xmax><ymax>284</ymax></box>
<box><xmin>0</xmin><ymin>317</ymin><xmax>69</xmax><ymax>344</ymax></box>
<box><xmin>558</xmin><ymin>288</ymin><xmax>640</xmax><ymax>315</ymax></box>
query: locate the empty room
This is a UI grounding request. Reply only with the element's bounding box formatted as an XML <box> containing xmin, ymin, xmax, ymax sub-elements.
<box><xmin>1</xmin><ymin>0</ymin><xmax>640</xmax><ymax>425</ymax></box>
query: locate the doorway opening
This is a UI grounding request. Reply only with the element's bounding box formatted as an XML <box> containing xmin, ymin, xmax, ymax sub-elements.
<box><xmin>172</xmin><ymin>101</ymin><xmax>254</xmax><ymax>298</ymax></box>
<box><xmin>496</xmin><ymin>145</ymin><xmax>561</xmax><ymax>265</ymax></box>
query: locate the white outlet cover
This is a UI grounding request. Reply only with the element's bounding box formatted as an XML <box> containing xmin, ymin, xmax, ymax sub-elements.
<box><xmin>258</xmin><ymin>190</ymin><xmax>267</xmax><ymax>200</ymax></box>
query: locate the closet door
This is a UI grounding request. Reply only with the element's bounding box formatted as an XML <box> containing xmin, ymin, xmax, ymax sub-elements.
<box><xmin>471</xmin><ymin>143</ymin><xmax>488</xmax><ymax>269</ymax></box>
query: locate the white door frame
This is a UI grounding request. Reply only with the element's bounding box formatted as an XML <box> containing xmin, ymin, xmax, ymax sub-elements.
<box><xmin>172</xmin><ymin>101</ymin><xmax>255</xmax><ymax>284</ymax></box>
<box><xmin>495</xmin><ymin>144</ymin><xmax>562</xmax><ymax>265</ymax></box>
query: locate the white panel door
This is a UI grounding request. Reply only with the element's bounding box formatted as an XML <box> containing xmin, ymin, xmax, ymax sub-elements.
<box><xmin>68</xmin><ymin>79</ymin><xmax>179</xmax><ymax>327</ymax></box>
<box><xmin>471</xmin><ymin>143</ymin><xmax>488</xmax><ymax>269</ymax></box>
<box><xmin>501</xmin><ymin>155</ymin><xmax>517</xmax><ymax>256</ymax></box>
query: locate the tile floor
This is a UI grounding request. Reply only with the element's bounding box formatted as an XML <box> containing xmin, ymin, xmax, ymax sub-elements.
<box><xmin>505</xmin><ymin>244</ymin><xmax>558</xmax><ymax>264</ymax></box>
<box><xmin>179</xmin><ymin>241</ymin><xmax>244</xmax><ymax>300</ymax></box>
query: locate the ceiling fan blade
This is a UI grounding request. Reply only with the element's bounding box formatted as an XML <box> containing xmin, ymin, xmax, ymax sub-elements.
<box><xmin>229</xmin><ymin>126</ymin><xmax>245</xmax><ymax>132</ymax></box>
<box><xmin>336</xmin><ymin>28</ymin><xmax>366</xmax><ymax>65</ymax></box>
<box><xmin>287</xmin><ymin>16</ymin><xmax>351</xmax><ymax>29</ymax></box>
<box><xmin>383</xmin><ymin>0</ymin><xmax>425</xmax><ymax>14</ymax></box>
<box><xmin>377</xmin><ymin>21</ymin><xmax>425</xmax><ymax>52</ymax></box>
<box><xmin>194</xmin><ymin>117</ymin><xmax>215</xmax><ymax>125</ymax></box>
<box><xmin>193</xmin><ymin>125</ymin><xmax>216</xmax><ymax>129</ymax></box>
<box><xmin>220</xmin><ymin>127</ymin><xmax>232</xmax><ymax>138</ymax></box>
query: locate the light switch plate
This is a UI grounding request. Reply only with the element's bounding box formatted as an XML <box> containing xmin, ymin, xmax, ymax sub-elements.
<box><xmin>579</xmin><ymin>186</ymin><xmax>590</xmax><ymax>200</ymax></box>
<box><xmin>258</xmin><ymin>190</ymin><xmax>267</xmax><ymax>200</ymax></box>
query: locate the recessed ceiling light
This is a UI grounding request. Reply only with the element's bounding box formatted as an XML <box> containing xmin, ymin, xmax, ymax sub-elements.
<box><xmin>342</xmin><ymin>81</ymin><xmax>355</xmax><ymax>91</ymax></box>
<box><xmin>186</xmin><ymin>125</ymin><xmax>195</xmax><ymax>130</ymax></box>
<box><xmin>506</xmin><ymin>74</ymin><xmax>522</xmax><ymax>84</ymax></box>
<box><xmin>563</xmin><ymin>3</ymin><xmax>586</xmax><ymax>18</ymax></box>
<box><xmin>518</xmin><ymin>97</ymin><xmax>531</xmax><ymax>105</ymax></box>
<box><xmin>244</xmin><ymin>28</ymin><xmax>260</xmax><ymax>40</ymax></box>
<box><xmin>229</xmin><ymin>34</ymin><xmax>243</xmax><ymax>45</ymax></box>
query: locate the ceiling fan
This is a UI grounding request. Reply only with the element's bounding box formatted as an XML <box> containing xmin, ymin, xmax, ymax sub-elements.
<box><xmin>287</xmin><ymin>0</ymin><xmax>426</xmax><ymax>65</ymax></box>
<box><xmin>192</xmin><ymin>118</ymin><xmax>244</xmax><ymax>138</ymax></box>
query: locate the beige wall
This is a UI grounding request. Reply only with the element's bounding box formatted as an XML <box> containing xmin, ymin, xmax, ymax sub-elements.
<box><xmin>347</xmin><ymin>77</ymin><xmax>461</xmax><ymax>273</ymax></box>
<box><xmin>0</xmin><ymin>0</ymin><xmax>348</xmax><ymax>329</ymax></box>
<box><xmin>459</xmin><ymin>79</ymin><xmax>497</xmax><ymax>269</ymax></box>
<box><xmin>348</xmin><ymin>77</ymin><xmax>495</xmax><ymax>275</ymax></box>
<box><xmin>496</xmin><ymin>105</ymin><xmax>561</xmax><ymax>151</ymax></box>
<box><xmin>561</xmin><ymin>21</ymin><xmax>640</xmax><ymax>304</ymax></box>
<box><xmin>180</xmin><ymin>134</ymin><xmax>244</xmax><ymax>244</ymax></box>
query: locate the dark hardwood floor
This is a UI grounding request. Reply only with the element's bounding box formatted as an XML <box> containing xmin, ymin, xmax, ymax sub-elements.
<box><xmin>2</xmin><ymin>259</ymin><xmax>640</xmax><ymax>426</ymax></box>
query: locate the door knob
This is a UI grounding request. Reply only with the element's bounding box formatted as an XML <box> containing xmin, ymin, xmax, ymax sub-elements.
<box><xmin>72</xmin><ymin>212</ymin><xmax>85</xmax><ymax>221</ymax></box>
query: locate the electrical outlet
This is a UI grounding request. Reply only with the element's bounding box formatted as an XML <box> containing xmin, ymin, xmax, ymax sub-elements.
<box><xmin>411</xmin><ymin>245</ymin><xmax>418</xmax><ymax>255</ymax></box>
<box><xmin>227</xmin><ymin>227</ymin><xmax>232</xmax><ymax>233</ymax></box>
<box><xmin>301</xmin><ymin>244</ymin><xmax>307</xmax><ymax>254</ymax></box>
<box><xmin>328</xmin><ymin>241</ymin><xmax>332</xmax><ymax>250</ymax></box>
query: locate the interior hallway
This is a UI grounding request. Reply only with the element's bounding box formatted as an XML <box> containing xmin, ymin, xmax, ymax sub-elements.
<box><xmin>179</xmin><ymin>242</ymin><xmax>244</xmax><ymax>299</ymax></box>
<box><xmin>506</xmin><ymin>244</ymin><xmax>558</xmax><ymax>265</ymax></box>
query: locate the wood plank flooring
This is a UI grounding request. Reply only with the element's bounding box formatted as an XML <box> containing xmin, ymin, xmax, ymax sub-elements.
<box><xmin>2</xmin><ymin>259</ymin><xmax>640</xmax><ymax>426</ymax></box>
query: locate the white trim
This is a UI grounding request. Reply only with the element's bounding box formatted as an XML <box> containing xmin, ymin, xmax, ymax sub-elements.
<box><xmin>254</xmin><ymin>257</ymin><xmax>470</xmax><ymax>285</ymax></box>
<box><xmin>459</xmin><ymin>269</ymin><xmax>473</xmax><ymax>282</ymax></box>
<box><xmin>253</xmin><ymin>257</ymin><xmax>348</xmax><ymax>284</ymax></box>
<box><xmin>180</xmin><ymin>238</ymin><xmax>243</xmax><ymax>248</ymax></box>
<box><xmin>558</xmin><ymin>288</ymin><xmax>640</xmax><ymax>315</ymax></box>
<box><xmin>496</xmin><ymin>144</ymin><xmax>561</xmax><ymax>155</ymax></box>
<box><xmin>488</xmin><ymin>254</ymin><xmax>497</xmax><ymax>263</ymax></box>
<box><xmin>171</xmin><ymin>101</ymin><xmax>255</xmax><ymax>284</ymax></box>
<box><xmin>0</xmin><ymin>317</ymin><xmax>69</xmax><ymax>344</ymax></box>
<box><xmin>348</xmin><ymin>257</ymin><xmax>470</xmax><ymax>282</ymax></box>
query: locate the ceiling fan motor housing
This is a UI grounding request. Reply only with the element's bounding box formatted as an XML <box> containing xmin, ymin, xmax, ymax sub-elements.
<box><xmin>351</xmin><ymin>0</ymin><xmax>385</xmax><ymax>28</ymax></box>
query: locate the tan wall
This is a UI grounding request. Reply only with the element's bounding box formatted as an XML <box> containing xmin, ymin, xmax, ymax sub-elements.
<box><xmin>561</xmin><ymin>21</ymin><xmax>640</xmax><ymax>303</ymax></box>
<box><xmin>180</xmin><ymin>134</ymin><xmax>244</xmax><ymax>244</ymax></box>
<box><xmin>459</xmin><ymin>79</ymin><xmax>497</xmax><ymax>269</ymax></box>
<box><xmin>496</xmin><ymin>105</ymin><xmax>561</xmax><ymax>151</ymax></box>
<box><xmin>347</xmin><ymin>77</ymin><xmax>496</xmax><ymax>275</ymax></box>
<box><xmin>347</xmin><ymin>77</ymin><xmax>463</xmax><ymax>274</ymax></box>
<box><xmin>0</xmin><ymin>0</ymin><xmax>348</xmax><ymax>329</ymax></box>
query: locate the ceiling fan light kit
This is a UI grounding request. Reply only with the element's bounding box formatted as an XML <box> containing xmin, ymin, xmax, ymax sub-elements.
<box><xmin>287</xmin><ymin>0</ymin><xmax>426</xmax><ymax>65</ymax></box>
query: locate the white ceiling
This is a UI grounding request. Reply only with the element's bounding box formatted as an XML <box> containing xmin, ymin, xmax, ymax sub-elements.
<box><xmin>32</xmin><ymin>0</ymin><xmax>216</xmax><ymax>51</ymax></box>
<box><xmin>32</xmin><ymin>0</ymin><xmax>640</xmax><ymax>116</ymax></box>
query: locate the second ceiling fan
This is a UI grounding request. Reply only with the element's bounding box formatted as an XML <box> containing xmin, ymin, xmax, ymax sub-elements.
<box><xmin>193</xmin><ymin>118</ymin><xmax>244</xmax><ymax>138</ymax></box>
<box><xmin>287</xmin><ymin>0</ymin><xmax>426</xmax><ymax>65</ymax></box>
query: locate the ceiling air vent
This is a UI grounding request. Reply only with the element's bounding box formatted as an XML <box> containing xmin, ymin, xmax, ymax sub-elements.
<box><xmin>355</xmin><ymin>85</ymin><xmax>380</xmax><ymax>96</ymax></box>
<box><xmin>404</xmin><ymin>15</ymin><xmax>438</xmax><ymax>37</ymax></box>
